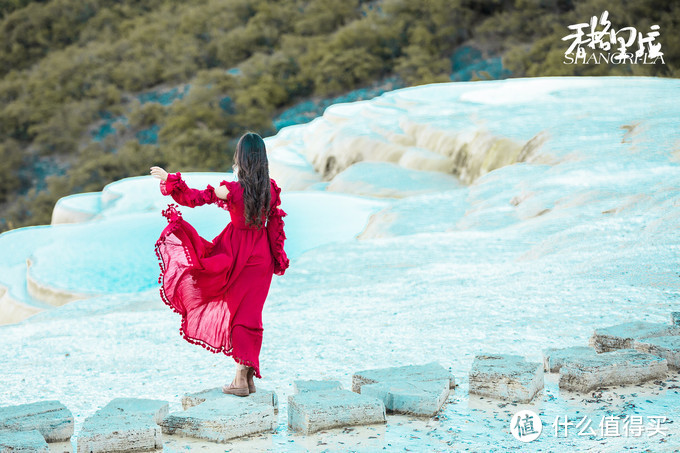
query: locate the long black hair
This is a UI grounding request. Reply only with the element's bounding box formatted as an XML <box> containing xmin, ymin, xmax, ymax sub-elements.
<box><xmin>233</xmin><ymin>132</ymin><xmax>270</xmax><ymax>228</ymax></box>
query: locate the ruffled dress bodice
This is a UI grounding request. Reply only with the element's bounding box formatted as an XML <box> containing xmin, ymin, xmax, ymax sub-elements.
<box><xmin>160</xmin><ymin>172</ymin><xmax>290</xmax><ymax>275</ymax></box>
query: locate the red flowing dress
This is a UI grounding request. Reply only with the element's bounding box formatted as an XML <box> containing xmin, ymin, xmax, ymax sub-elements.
<box><xmin>154</xmin><ymin>172</ymin><xmax>289</xmax><ymax>379</ymax></box>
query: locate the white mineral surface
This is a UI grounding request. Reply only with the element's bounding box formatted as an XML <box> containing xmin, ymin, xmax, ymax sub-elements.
<box><xmin>1</xmin><ymin>76</ymin><xmax>679</xmax><ymax>451</ymax></box>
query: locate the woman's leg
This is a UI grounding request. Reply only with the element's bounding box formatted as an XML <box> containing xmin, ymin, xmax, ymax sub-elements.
<box><xmin>234</xmin><ymin>362</ymin><xmax>249</xmax><ymax>387</ymax></box>
<box><xmin>246</xmin><ymin>366</ymin><xmax>256</xmax><ymax>393</ymax></box>
<box><xmin>227</xmin><ymin>266</ymin><xmax>273</xmax><ymax>380</ymax></box>
<box><xmin>230</xmin><ymin>362</ymin><xmax>256</xmax><ymax>393</ymax></box>
<box><xmin>223</xmin><ymin>361</ymin><xmax>249</xmax><ymax>396</ymax></box>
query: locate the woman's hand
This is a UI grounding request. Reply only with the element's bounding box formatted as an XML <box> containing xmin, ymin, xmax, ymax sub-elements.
<box><xmin>150</xmin><ymin>166</ymin><xmax>169</xmax><ymax>182</ymax></box>
<box><xmin>215</xmin><ymin>184</ymin><xmax>229</xmax><ymax>200</ymax></box>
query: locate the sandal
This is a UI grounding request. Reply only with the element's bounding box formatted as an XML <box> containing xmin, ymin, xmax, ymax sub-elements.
<box><xmin>222</xmin><ymin>381</ymin><xmax>249</xmax><ymax>397</ymax></box>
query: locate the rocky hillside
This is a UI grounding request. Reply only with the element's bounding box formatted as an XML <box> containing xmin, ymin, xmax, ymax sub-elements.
<box><xmin>0</xmin><ymin>0</ymin><xmax>677</xmax><ymax>231</ymax></box>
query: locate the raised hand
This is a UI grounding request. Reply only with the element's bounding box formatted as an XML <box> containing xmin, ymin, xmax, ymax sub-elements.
<box><xmin>150</xmin><ymin>166</ymin><xmax>169</xmax><ymax>182</ymax></box>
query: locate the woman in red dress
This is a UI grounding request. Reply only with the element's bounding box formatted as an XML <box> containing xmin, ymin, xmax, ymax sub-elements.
<box><xmin>150</xmin><ymin>132</ymin><xmax>289</xmax><ymax>397</ymax></box>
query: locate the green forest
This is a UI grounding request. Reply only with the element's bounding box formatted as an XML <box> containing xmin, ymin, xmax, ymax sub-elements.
<box><xmin>0</xmin><ymin>0</ymin><xmax>677</xmax><ymax>231</ymax></box>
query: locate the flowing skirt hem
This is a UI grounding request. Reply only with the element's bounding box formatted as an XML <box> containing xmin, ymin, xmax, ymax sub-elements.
<box><xmin>154</xmin><ymin>204</ymin><xmax>262</xmax><ymax>379</ymax></box>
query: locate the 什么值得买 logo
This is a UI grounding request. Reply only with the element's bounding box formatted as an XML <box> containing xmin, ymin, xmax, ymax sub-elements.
<box><xmin>562</xmin><ymin>11</ymin><xmax>664</xmax><ymax>65</ymax></box>
<box><xmin>510</xmin><ymin>410</ymin><xmax>542</xmax><ymax>442</ymax></box>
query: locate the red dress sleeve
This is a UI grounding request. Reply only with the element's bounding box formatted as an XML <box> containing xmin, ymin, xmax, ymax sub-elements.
<box><xmin>160</xmin><ymin>172</ymin><xmax>219</xmax><ymax>207</ymax></box>
<box><xmin>215</xmin><ymin>180</ymin><xmax>238</xmax><ymax>211</ymax></box>
<box><xmin>266</xmin><ymin>179</ymin><xmax>290</xmax><ymax>276</ymax></box>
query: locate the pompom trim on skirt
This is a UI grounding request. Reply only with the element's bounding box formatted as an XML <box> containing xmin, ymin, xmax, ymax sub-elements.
<box><xmin>154</xmin><ymin>203</ymin><xmax>262</xmax><ymax>378</ymax></box>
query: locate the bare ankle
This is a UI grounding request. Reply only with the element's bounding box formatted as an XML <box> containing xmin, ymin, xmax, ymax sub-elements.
<box><xmin>232</xmin><ymin>363</ymin><xmax>254</xmax><ymax>387</ymax></box>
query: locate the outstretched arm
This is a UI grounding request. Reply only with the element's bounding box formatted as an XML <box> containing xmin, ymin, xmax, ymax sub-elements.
<box><xmin>150</xmin><ymin>166</ymin><xmax>219</xmax><ymax>208</ymax></box>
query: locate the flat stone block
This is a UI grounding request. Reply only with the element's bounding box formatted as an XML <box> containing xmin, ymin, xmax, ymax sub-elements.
<box><xmin>0</xmin><ymin>429</ymin><xmax>49</xmax><ymax>452</ymax></box>
<box><xmin>0</xmin><ymin>400</ymin><xmax>73</xmax><ymax>442</ymax></box>
<box><xmin>77</xmin><ymin>398</ymin><xmax>169</xmax><ymax>453</ymax></box>
<box><xmin>589</xmin><ymin>321</ymin><xmax>680</xmax><ymax>353</ymax></box>
<box><xmin>468</xmin><ymin>354</ymin><xmax>543</xmax><ymax>403</ymax></box>
<box><xmin>288</xmin><ymin>390</ymin><xmax>386</xmax><ymax>434</ymax></box>
<box><xmin>558</xmin><ymin>348</ymin><xmax>668</xmax><ymax>393</ymax></box>
<box><xmin>293</xmin><ymin>380</ymin><xmax>343</xmax><ymax>394</ymax></box>
<box><xmin>634</xmin><ymin>335</ymin><xmax>680</xmax><ymax>369</ymax></box>
<box><xmin>543</xmin><ymin>346</ymin><xmax>598</xmax><ymax>373</ymax></box>
<box><xmin>160</xmin><ymin>397</ymin><xmax>275</xmax><ymax>442</ymax></box>
<box><xmin>181</xmin><ymin>387</ymin><xmax>278</xmax><ymax>412</ymax></box>
<box><xmin>352</xmin><ymin>362</ymin><xmax>455</xmax><ymax>393</ymax></box>
<box><xmin>361</xmin><ymin>379</ymin><xmax>450</xmax><ymax>417</ymax></box>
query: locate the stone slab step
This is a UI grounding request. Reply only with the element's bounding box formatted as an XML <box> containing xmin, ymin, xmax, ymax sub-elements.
<box><xmin>288</xmin><ymin>390</ymin><xmax>386</xmax><ymax>434</ymax></box>
<box><xmin>351</xmin><ymin>362</ymin><xmax>455</xmax><ymax>393</ymax></box>
<box><xmin>0</xmin><ymin>400</ymin><xmax>73</xmax><ymax>443</ymax></box>
<box><xmin>293</xmin><ymin>380</ymin><xmax>343</xmax><ymax>394</ymax></box>
<box><xmin>76</xmin><ymin>398</ymin><xmax>168</xmax><ymax>453</ymax></box>
<box><xmin>469</xmin><ymin>354</ymin><xmax>543</xmax><ymax>403</ymax></box>
<box><xmin>0</xmin><ymin>429</ymin><xmax>49</xmax><ymax>452</ymax></box>
<box><xmin>558</xmin><ymin>348</ymin><xmax>668</xmax><ymax>392</ymax></box>
<box><xmin>181</xmin><ymin>387</ymin><xmax>278</xmax><ymax>412</ymax></box>
<box><xmin>633</xmin><ymin>335</ymin><xmax>680</xmax><ymax>369</ymax></box>
<box><xmin>589</xmin><ymin>321</ymin><xmax>679</xmax><ymax>353</ymax></box>
<box><xmin>543</xmin><ymin>346</ymin><xmax>598</xmax><ymax>373</ymax></box>
<box><xmin>160</xmin><ymin>396</ymin><xmax>275</xmax><ymax>442</ymax></box>
<box><xmin>360</xmin><ymin>379</ymin><xmax>450</xmax><ymax>417</ymax></box>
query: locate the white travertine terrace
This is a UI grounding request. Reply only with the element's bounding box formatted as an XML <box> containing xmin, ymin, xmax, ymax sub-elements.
<box><xmin>1</xmin><ymin>76</ymin><xmax>679</xmax><ymax>451</ymax></box>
